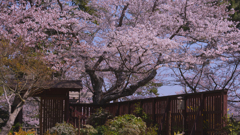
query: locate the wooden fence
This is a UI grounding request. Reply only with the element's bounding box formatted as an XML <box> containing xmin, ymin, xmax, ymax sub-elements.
<box><xmin>69</xmin><ymin>90</ymin><xmax>227</xmax><ymax>135</ymax></box>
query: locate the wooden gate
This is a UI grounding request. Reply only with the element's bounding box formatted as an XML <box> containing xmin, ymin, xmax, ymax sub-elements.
<box><xmin>39</xmin><ymin>96</ymin><xmax>68</xmax><ymax>134</ymax></box>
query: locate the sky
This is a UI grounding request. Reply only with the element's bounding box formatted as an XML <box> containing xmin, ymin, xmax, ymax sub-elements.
<box><xmin>158</xmin><ymin>85</ymin><xmax>183</xmax><ymax>96</ymax></box>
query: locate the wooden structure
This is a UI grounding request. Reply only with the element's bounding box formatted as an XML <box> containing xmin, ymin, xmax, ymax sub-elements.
<box><xmin>69</xmin><ymin>90</ymin><xmax>227</xmax><ymax>135</ymax></box>
<box><xmin>35</xmin><ymin>80</ymin><xmax>82</xmax><ymax>135</ymax></box>
<box><xmin>35</xmin><ymin>84</ymin><xmax>227</xmax><ymax>135</ymax></box>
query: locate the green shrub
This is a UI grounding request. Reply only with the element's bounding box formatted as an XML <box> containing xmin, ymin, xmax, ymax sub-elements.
<box><xmin>145</xmin><ymin>125</ymin><xmax>158</xmax><ymax>135</ymax></box>
<box><xmin>8</xmin><ymin>122</ymin><xmax>22</xmax><ymax>134</ymax></box>
<box><xmin>133</xmin><ymin>103</ymin><xmax>153</xmax><ymax>126</ymax></box>
<box><xmin>105</xmin><ymin>114</ymin><xmax>146</xmax><ymax>135</ymax></box>
<box><xmin>48</xmin><ymin>122</ymin><xmax>76</xmax><ymax>135</ymax></box>
<box><xmin>213</xmin><ymin>116</ymin><xmax>240</xmax><ymax>135</ymax></box>
<box><xmin>86</xmin><ymin>108</ymin><xmax>113</xmax><ymax>127</ymax></box>
<box><xmin>80</xmin><ymin>124</ymin><xmax>98</xmax><ymax>135</ymax></box>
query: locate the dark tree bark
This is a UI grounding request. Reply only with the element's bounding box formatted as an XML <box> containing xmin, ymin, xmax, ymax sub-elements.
<box><xmin>0</xmin><ymin>101</ymin><xmax>24</xmax><ymax>135</ymax></box>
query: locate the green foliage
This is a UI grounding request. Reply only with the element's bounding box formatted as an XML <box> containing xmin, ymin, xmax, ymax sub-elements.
<box><xmin>208</xmin><ymin>112</ymin><xmax>240</xmax><ymax>135</ymax></box>
<box><xmin>0</xmin><ymin>86</ymin><xmax>3</xmax><ymax>95</ymax></box>
<box><xmin>104</xmin><ymin>114</ymin><xmax>147</xmax><ymax>135</ymax></box>
<box><xmin>48</xmin><ymin>122</ymin><xmax>76</xmax><ymax>135</ymax></box>
<box><xmin>9</xmin><ymin>122</ymin><xmax>22</xmax><ymax>134</ymax></box>
<box><xmin>80</xmin><ymin>124</ymin><xmax>98</xmax><ymax>135</ymax></box>
<box><xmin>133</xmin><ymin>103</ymin><xmax>153</xmax><ymax>126</ymax></box>
<box><xmin>144</xmin><ymin>82</ymin><xmax>162</xmax><ymax>96</ymax></box>
<box><xmin>216</xmin><ymin>116</ymin><xmax>240</xmax><ymax>135</ymax></box>
<box><xmin>80</xmin><ymin>111</ymin><xmax>157</xmax><ymax>135</ymax></box>
<box><xmin>72</xmin><ymin>0</ymin><xmax>96</xmax><ymax>15</ymax></box>
<box><xmin>148</xmin><ymin>88</ymin><xmax>159</xmax><ymax>96</ymax></box>
<box><xmin>0</xmin><ymin>37</ymin><xmax>54</xmax><ymax>81</ymax></box>
<box><xmin>227</xmin><ymin>0</ymin><xmax>240</xmax><ymax>28</ymax></box>
<box><xmin>93</xmin><ymin>125</ymin><xmax>108</xmax><ymax>135</ymax></box>
<box><xmin>145</xmin><ymin>82</ymin><xmax>162</xmax><ymax>87</ymax></box>
<box><xmin>145</xmin><ymin>125</ymin><xmax>158</xmax><ymax>135</ymax></box>
<box><xmin>86</xmin><ymin>108</ymin><xmax>113</xmax><ymax>127</ymax></box>
<box><xmin>182</xmin><ymin>25</ymin><xmax>190</xmax><ymax>31</ymax></box>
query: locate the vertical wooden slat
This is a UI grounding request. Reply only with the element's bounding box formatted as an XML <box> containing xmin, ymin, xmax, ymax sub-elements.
<box><xmin>40</xmin><ymin>98</ymin><xmax>43</xmax><ymax>135</ymax></box>
<box><xmin>66</xmin><ymin>91</ymin><xmax>69</xmax><ymax>122</ymax></box>
<box><xmin>223</xmin><ymin>91</ymin><xmax>228</xmax><ymax>127</ymax></box>
<box><xmin>43</xmin><ymin>98</ymin><xmax>46</xmax><ymax>134</ymax></box>
<box><xmin>168</xmin><ymin>111</ymin><xmax>171</xmax><ymax>135</ymax></box>
<box><xmin>183</xmin><ymin>96</ymin><xmax>187</xmax><ymax>135</ymax></box>
<box><xmin>152</xmin><ymin>99</ymin><xmax>156</xmax><ymax>124</ymax></box>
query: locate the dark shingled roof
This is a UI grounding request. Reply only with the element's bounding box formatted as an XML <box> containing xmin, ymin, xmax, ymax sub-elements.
<box><xmin>48</xmin><ymin>80</ymin><xmax>82</xmax><ymax>89</ymax></box>
<box><xmin>6</xmin><ymin>80</ymin><xmax>82</xmax><ymax>96</ymax></box>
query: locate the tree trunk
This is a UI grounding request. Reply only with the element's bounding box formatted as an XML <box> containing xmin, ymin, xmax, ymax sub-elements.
<box><xmin>93</xmin><ymin>69</ymin><xmax>157</xmax><ymax>104</ymax></box>
<box><xmin>92</xmin><ymin>92</ymin><xmax>103</xmax><ymax>104</ymax></box>
<box><xmin>12</xmin><ymin>95</ymin><xmax>23</xmax><ymax>126</ymax></box>
<box><xmin>0</xmin><ymin>101</ymin><xmax>24</xmax><ymax>135</ymax></box>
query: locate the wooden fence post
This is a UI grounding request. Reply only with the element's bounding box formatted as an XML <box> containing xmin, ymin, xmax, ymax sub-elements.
<box><xmin>183</xmin><ymin>96</ymin><xmax>187</xmax><ymax>135</ymax></box>
<box><xmin>116</xmin><ymin>103</ymin><xmax>120</xmax><ymax>116</ymax></box>
<box><xmin>78</xmin><ymin>115</ymin><xmax>81</xmax><ymax>135</ymax></box>
<box><xmin>168</xmin><ymin>111</ymin><xmax>171</xmax><ymax>135</ymax></box>
<box><xmin>158</xmin><ymin>97</ymin><xmax>171</xmax><ymax>135</ymax></box>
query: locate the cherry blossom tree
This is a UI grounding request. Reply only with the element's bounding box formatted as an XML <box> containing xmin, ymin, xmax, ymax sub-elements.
<box><xmin>1</xmin><ymin>0</ymin><xmax>240</xmax><ymax>133</ymax></box>
<box><xmin>71</xmin><ymin>0</ymin><xmax>240</xmax><ymax>104</ymax></box>
<box><xmin>1</xmin><ymin>0</ymin><xmax>240</xmax><ymax>106</ymax></box>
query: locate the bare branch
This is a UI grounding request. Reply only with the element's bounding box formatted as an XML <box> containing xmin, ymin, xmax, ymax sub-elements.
<box><xmin>178</xmin><ymin>67</ymin><xmax>196</xmax><ymax>93</ymax></box>
<box><xmin>209</xmin><ymin>75</ymin><xmax>218</xmax><ymax>90</ymax></box>
<box><xmin>3</xmin><ymin>85</ymin><xmax>12</xmax><ymax>114</ymax></box>
<box><xmin>193</xmin><ymin>64</ymin><xmax>205</xmax><ymax>90</ymax></box>
<box><xmin>222</xmin><ymin>61</ymin><xmax>239</xmax><ymax>89</ymax></box>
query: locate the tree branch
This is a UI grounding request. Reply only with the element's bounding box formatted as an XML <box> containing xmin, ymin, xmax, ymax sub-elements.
<box><xmin>222</xmin><ymin>61</ymin><xmax>239</xmax><ymax>89</ymax></box>
<box><xmin>169</xmin><ymin>0</ymin><xmax>188</xmax><ymax>39</ymax></box>
<box><xmin>93</xmin><ymin>52</ymin><xmax>107</xmax><ymax>70</ymax></box>
<box><xmin>57</xmin><ymin>0</ymin><xmax>63</xmax><ymax>11</ymax></box>
<box><xmin>152</xmin><ymin>0</ymin><xmax>159</xmax><ymax>12</ymax></box>
<box><xmin>209</xmin><ymin>75</ymin><xmax>218</xmax><ymax>90</ymax></box>
<box><xmin>118</xmin><ymin>3</ymin><xmax>129</xmax><ymax>27</ymax></box>
<box><xmin>178</xmin><ymin>67</ymin><xmax>196</xmax><ymax>93</ymax></box>
<box><xmin>169</xmin><ymin>25</ymin><xmax>183</xmax><ymax>40</ymax></box>
<box><xmin>193</xmin><ymin>64</ymin><xmax>205</xmax><ymax>90</ymax></box>
<box><xmin>3</xmin><ymin>85</ymin><xmax>12</xmax><ymax>115</ymax></box>
<box><xmin>101</xmin><ymin>69</ymin><xmax>157</xmax><ymax>103</ymax></box>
